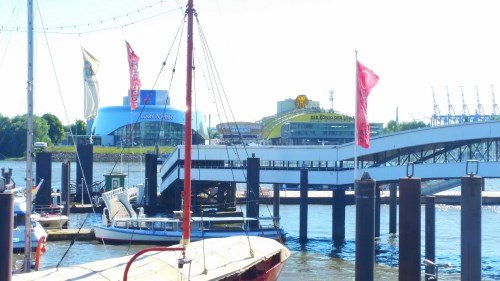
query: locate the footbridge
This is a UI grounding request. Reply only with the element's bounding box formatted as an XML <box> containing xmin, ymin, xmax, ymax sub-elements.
<box><xmin>159</xmin><ymin>121</ymin><xmax>500</xmax><ymax>193</ymax></box>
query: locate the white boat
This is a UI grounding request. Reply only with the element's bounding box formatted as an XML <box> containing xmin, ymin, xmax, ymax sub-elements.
<box><xmin>32</xmin><ymin>193</ymin><xmax>69</xmax><ymax>229</ymax></box>
<box><xmin>12</xmin><ymin>235</ymin><xmax>290</xmax><ymax>281</ymax></box>
<box><xmin>12</xmin><ymin>194</ymin><xmax>47</xmax><ymax>253</ymax></box>
<box><xmin>94</xmin><ymin>188</ymin><xmax>285</xmax><ymax>244</ymax></box>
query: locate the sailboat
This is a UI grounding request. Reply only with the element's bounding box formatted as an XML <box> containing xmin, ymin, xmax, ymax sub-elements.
<box><xmin>12</xmin><ymin>0</ymin><xmax>289</xmax><ymax>279</ymax></box>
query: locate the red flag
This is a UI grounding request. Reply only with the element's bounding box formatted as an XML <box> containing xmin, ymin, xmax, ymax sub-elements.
<box><xmin>356</xmin><ymin>60</ymin><xmax>379</xmax><ymax>148</ymax></box>
<box><xmin>126</xmin><ymin>41</ymin><xmax>141</xmax><ymax>111</ymax></box>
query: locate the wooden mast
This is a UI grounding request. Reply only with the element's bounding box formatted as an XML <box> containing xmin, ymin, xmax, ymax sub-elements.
<box><xmin>181</xmin><ymin>0</ymin><xmax>194</xmax><ymax>246</ymax></box>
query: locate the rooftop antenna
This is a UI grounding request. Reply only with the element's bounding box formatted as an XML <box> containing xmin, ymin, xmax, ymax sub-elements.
<box><xmin>475</xmin><ymin>85</ymin><xmax>485</xmax><ymax>115</ymax></box>
<box><xmin>329</xmin><ymin>89</ymin><xmax>334</xmax><ymax>111</ymax></box>
<box><xmin>460</xmin><ymin>85</ymin><xmax>470</xmax><ymax>116</ymax></box>
<box><xmin>446</xmin><ymin>86</ymin><xmax>456</xmax><ymax>116</ymax></box>
<box><xmin>492</xmin><ymin>85</ymin><xmax>499</xmax><ymax>115</ymax></box>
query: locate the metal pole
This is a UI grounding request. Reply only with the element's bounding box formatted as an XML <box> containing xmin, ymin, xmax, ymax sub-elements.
<box><xmin>425</xmin><ymin>196</ymin><xmax>436</xmax><ymax>281</ymax></box>
<box><xmin>399</xmin><ymin>177</ymin><xmax>421</xmax><ymax>281</ymax></box>
<box><xmin>355</xmin><ymin>172</ymin><xmax>375</xmax><ymax>281</ymax></box>
<box><xmin>332</xmin><ymin>187</ymin><xmax>346</xmax><ymax>242</ymax></box>
<box><xmin>461</xmin><ymin>174</ymin><xmax>482</xmax><ymax>281</ymax></box>
<box><xmin>0</xmin><ymin>192</ymin><xmax>14</xmax><ymax>281</ymax></box>
<box><xmin>273</xmin><ymin>183</ymin><xmax>280</xmax><ymax>226</ymax></box>
<box><xmin>299</xmin><ymin>168</ymin><xmax>308</xmax><ymax>243</ymax></box>
<box><xmin>389</xmin><ymin>183</ymin><xmax>397</xmax><ymax>234</ymax></box>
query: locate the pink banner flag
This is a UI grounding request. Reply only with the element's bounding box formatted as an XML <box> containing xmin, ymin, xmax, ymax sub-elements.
<box><xmin>126</xmin><ymin>41</ymin><xmax>141</xmax><ymax>111</ymax></box>
<box><xmin>356</xmin><ymin>60</ymin><xmax>379</xmax><ymax>148</ymax></box>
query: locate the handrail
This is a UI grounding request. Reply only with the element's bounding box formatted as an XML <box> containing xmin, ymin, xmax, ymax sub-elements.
<box><xmin>123</xmin><ymin>246</ymin><xmax>184</xmax><ymax>281</ymax></box>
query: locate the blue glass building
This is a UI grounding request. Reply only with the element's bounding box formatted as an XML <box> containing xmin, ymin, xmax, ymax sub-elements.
<box><xmin>91</xmin><ymin>90</ymin><xmax>207</xmax><ymax>146</ymax></box>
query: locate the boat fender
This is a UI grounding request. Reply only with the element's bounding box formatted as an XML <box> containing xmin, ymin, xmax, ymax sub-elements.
<box><xmin>34</xmin><ymin>236</ymin><xmax>47</xmax><ymax>271</ymax></box>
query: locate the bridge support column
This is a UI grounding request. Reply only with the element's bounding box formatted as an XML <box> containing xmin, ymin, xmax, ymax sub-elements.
<box><xmin>246</xmin><ymin>155</ymin><xmax>260</xmax><ymax>230</ymax></box>
<box><xmin>299</xmin><ymin>168</ymin><xmax>308</xmax><ymax>243</ymax></box>
<box><xmin>399</xmin><ymin>177</ymin><xmax>421</xmax><ymax>281</ymax></box>
<box><xmin>273</xmin><ymin>183</ymin><xmax>280</xmax><ymax>226</ymax></box>
<box><xmin>425</xmin><ymin>196</ymin><xmax>436</xmax><ymax>281</ymax></box>
<box><xmin>332</xmin><ymin>187</ymin><xmax>345</xmax><ymax>242</ymax></box>
<box><xmin>461</xmin><ymin>173</ymin><xmax>482</xmax><ymax>281</ymax></box>
<box><xmin>389</xmin><ymin>183</ymin><xmax>397</xmax><ymax>235</ymax></box>
<box><xmin>375</xmin><ymin>183</ymin><xmax>381</xmax><ymax>238</ymax></box>
<box><xmin>355</xmin><ymin>172</ymin><xmax>375</xmax><ymax>281</ymax></box>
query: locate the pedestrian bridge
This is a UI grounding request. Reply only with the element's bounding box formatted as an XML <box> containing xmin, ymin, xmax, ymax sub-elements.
<box><xmin>159</xmin><ymin>121</ymin><xmax>500</xmax><ymax>192</ymax></box>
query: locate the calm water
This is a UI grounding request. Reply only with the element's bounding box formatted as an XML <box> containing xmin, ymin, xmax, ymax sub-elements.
<box><xmin>3</xmin><ymin>159</ymin><xmax>500</xmax><ymax>280</ymax></box>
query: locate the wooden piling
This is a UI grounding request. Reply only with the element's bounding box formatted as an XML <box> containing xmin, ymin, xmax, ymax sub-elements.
<box><xmin>425</xmin><ymin>196</ymin><xmax>436</xmax><ymax>281</ymax></box>
<box><xmin>461</xmin><ymin>174</ymin><xmax>482</xmax><ymax>281</ymax></box>
<box><xmin>389</xmin><ymin>183</ymin><xmax>397</xmax><ymax>234</ymax></box>
<box><xmin>299</xmin><ymin>168</ymin><xmax>308</xmax><ymax>243</ymax></box>
<box><xmin>0</xmin><ymin>192</ymin><xmax>13</xmax><ymax>281</ymax></box>
<box><xmin>399</xmin><ymin>177</ymin><xmax>421</xmax><ymax>281</ymax></box>
<box><xmin>246</xmin><ymin>155</ymin><xmax>260</xmax><ymax>230</ymax></box>
<box><xmin>355</xmin><ymin>172</ymin><xmax>375</xmax><ymax>281</ymax></box>
<box><xmin>332</xmin><ymin>187</ymin><xmax>346</xmax><ymax>242</ymax></box>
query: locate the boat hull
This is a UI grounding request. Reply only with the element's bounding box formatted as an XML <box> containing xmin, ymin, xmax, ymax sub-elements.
<box><xmin>94</xmin><ymin>225</ymin><xmax>284</xmax><ymax>244</ymax></box>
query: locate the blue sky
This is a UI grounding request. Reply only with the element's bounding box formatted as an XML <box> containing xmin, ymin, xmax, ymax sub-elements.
<box><xmin>1</xmin><ymin>0</ymin><xmax>499</xmax><ymax>127</ymax></box>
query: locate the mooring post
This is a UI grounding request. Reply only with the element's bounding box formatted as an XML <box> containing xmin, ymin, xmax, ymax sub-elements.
<box><xmin>246</xmin><ymin>154</ymin><xmax>260</xmax><ymax>230</ymax></box>
<box><xmin>389</xmin><ymin>183</ymin><xmax>397</xmax><ymax>235</ymax></box>
<box><xmin>76</xmin><ymin>143</ymin><xmax>93</xmax><ymax>204</ymax></box>
<box><xmin>355</xmin><ymin>172</ymin><xmax>375</xmax><ymax>281</ymax></box>
<box><xmin>399</xmin><ymin>174</ymin><xmax>421</xmax><ymax>281</ymax></box>
<box><xmin>425</xmin><ymin>196</ymin><xmax>436</xmax><ymax>281</ymax></box>
<box><xmin>61</xmin><ymin>161</ymin><xmax>71</xmax><ymax>218</ymax></box>
<box><xmin>273</xmin><ymin>183</ymin><xmax>280</xmax><ymax>226</ymax></box>
<box><xmin>461</xmin><ymin>161</ymin><xmax>482</xmax><ymax>281</ymax></box>
<box><xmin>0</xmin><ymin>192</ymin><xmax>13</xmax><ymax>281</ymax></box>
<box><xmin>299</xmin><ymin>167</ymin><xmax>308</xmax><ymax>243</ymax></box>
<box><xmin>375</xmin><ymin>183</ymin><xmax>381</xmax><ymax>238</ymax></box>
<box><xmin>332</xmin><ymin>186</ymin><xmax>346</xmax><ymax>242</ymax></box>
<box><xmin>145</xmin><ymin>153</ymin><xmax>158</xmax><ymax>215</ymax></box>
<box><xmin>35</xmin><ymin>151</ymin><xmax>52</xmax><ymax>207</ymax></box>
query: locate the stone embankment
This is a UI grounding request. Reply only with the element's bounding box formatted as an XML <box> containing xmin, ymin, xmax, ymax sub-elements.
<box><xmin>48</xmin><ymin>152</ymin><xmax>144</xmax><ymax>162</ymax></box>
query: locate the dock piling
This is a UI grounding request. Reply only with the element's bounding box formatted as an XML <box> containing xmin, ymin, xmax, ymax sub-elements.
<box><xmin>425</xmin><ymin>196</ymin><xmax>436</xmax><ymax>281</ymax></box>
<box><xmin>299</xmin><ymin>167</ymin><xmax>308</xmax><ymax>243</ymax></box>
<box><xmin>461</xmin><ymin>173</ymin><xmax>482</xmax><ymax>281</ymax></box>
<box><xmin>246</xmin><ymin>155</ymin><xmax>260</xmax><ymax>230</ymax></box>
<box><xmin>355</xmin><ymin>172</ymin><xmax>375</xmax><ymax>281</ymax></box>
<box><xmin>332</xmin><ymin>187</ymin><xmax>345</xmax><ymax>242</ymax></box>
<box><xmin>0</xmin><ymin>192</ymin><xmax>13</xmax><ymax>281</ymax></box>
<box><xmin>273</xmin><ymin>183</ymin><xmax>280</xmax><ymax>226</ymax></box>
<box><xmin>389</xmin><ymin>183</ymin><xmax>397</xmax><ymax>235</ymax></box>
<box><xmin>61</xmin><ymin>161</ymin><xmax>71</xmax><ymax>218</ymax></box>
<box><xmin>398</xmin><ymin>177</ymin><xmax>421</xmax><ymax>281</ymax></box>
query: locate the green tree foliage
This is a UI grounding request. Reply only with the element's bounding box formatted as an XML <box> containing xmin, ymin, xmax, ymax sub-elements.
<box><xmin>65</xmin><ymin>120</ymin><xmax>87</xmax><ymax>136</ymax></box>
<box><xmin>42</xmin><ymin>113</ymin><xmax>65</xmax><ymax>145</ymax></box>
<box><xmin>0</xmin><ymin>115</ymin><xmax>51</xmax><ymax>157</ymax></box>
<box><xmin>384</xmin><ymin>120</ymin><xmax>428</xmax><ymax>134</ymax></box>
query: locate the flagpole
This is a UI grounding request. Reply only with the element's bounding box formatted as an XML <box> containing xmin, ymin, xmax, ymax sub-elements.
<box><xmin>354</xmin><ymin>50</ymin><xmax>358</xmax><ymax>182</ymax></box>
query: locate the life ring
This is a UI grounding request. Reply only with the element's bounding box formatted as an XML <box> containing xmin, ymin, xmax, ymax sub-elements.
<box><xmin>34</xmin><ymin>236</ymin><xmax>47</xmax><ymax>271</ymax></box>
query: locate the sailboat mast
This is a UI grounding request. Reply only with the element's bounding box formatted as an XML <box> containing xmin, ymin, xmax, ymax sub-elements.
<box><xmin>24</xmin><ymin>0</ymin><xmax>34</xmax><ymax>272</ymax></box>
<box><xmin>182</xmin><ymin>0</ymin><xmax>194</xmax><ymax>246</ymax></box>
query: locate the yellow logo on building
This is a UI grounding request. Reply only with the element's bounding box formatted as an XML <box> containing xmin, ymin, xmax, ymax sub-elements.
<box><xmin>295</xmin><ymin>95</ymin><xmax>309</xmax><ymax>109</ymax></box>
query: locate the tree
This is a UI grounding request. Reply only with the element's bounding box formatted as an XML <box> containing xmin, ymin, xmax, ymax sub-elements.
<box><xmin>0</xmin><ymin>114</ymin><xmax>12</xmax><ymax>158</ymax></box>
<box><xmin>65</xmin><ymin>120</ymin><xmax>87</xmax><ymax>136</ymax></box>
<box><xmin>384</xmin><ymin>120</ymin><xmax>428</xmax><ymax>134</ymax></box>
<box><xmin>42</xmin><ymin>113</ymin><xmax>65</xmax><ymax>145</ymax></box>
<box><xmin>2</xmin><ymin>115</ymin><xmax>51</xmax><ymax>157</ymax></box>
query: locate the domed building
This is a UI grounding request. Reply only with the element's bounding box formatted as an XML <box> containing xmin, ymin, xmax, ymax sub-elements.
<box><xmin>92</xmin><ymin>90</ymin><xmax>207</xmax><ymax>146</ymax></box>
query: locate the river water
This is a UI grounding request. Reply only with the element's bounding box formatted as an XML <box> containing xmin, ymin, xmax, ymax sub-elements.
<box><xmin>3</xmin><ymin>159</ymin><xmax>500</xmax><ymax>280</ymax></box>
